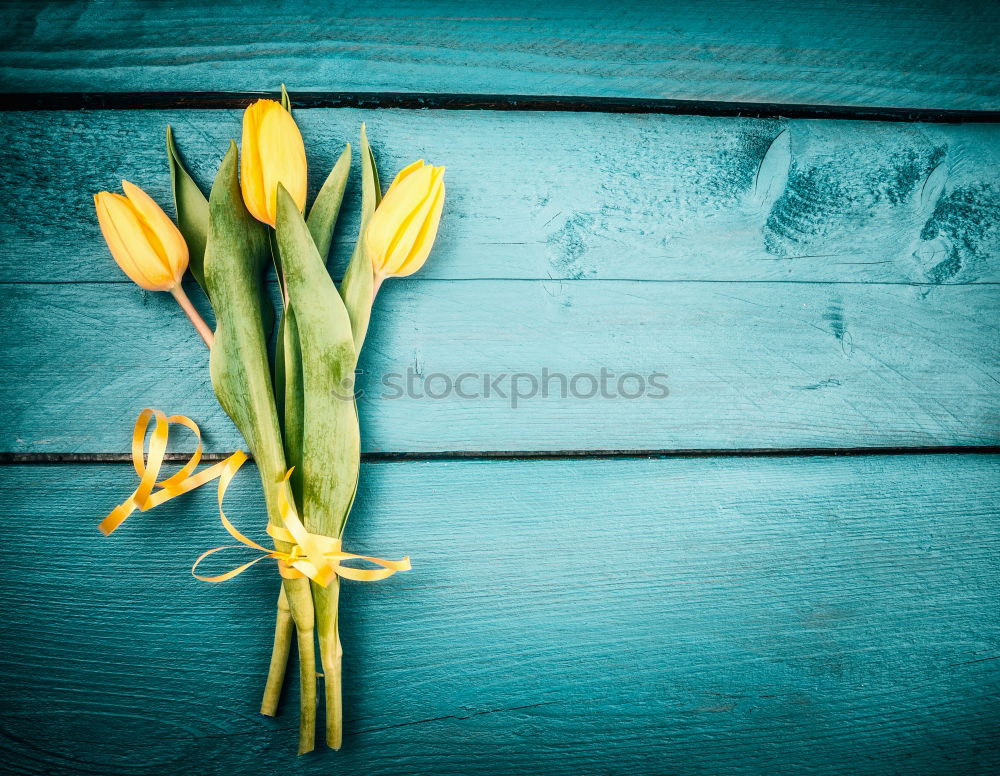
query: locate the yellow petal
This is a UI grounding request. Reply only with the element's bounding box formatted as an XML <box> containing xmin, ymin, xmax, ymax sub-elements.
<box><xmin>121</xmin><ymin>180</ymin><xmax>188</xmax><ymax>280</ymax></box>
<box><xmin>367</xmin><ymin>163</ymin><xmax>435</xmax><ymax>274</ymax></box>
<box><xmin>389</xmin><ymin>159</ymin><xmax>426</xmax><ymax>189</ymax></box>
<box><xmin>382</xmin><ymin>167</ymin><xmax>442</xmax><ymax>276</ymax></box>
<box><xmin>94</xmin><ymin>192</ymin><xmax>176</xmax><ymax>291</ymax></box>
<box><xmin>260</xmin><ymin>102</ymin><xmax>307</xmax><ymax>218</ymax></box>
<box><xmin>95</xmin><ymin>193</ymin><xmax>145</xmax><ymax>284</ymax></box>
<box><xmin>240</xmin><ymin>99</ymin><xmax>307</xmax><ymax>226</ymax></box>
<box><xmin>240</xmin><ymin>100</ymin><xmax>269</xmax><ymax>224</ymax></box>
<box><xmin>396</xmin><ymin>170</ymin><xmax>445</xmax><ymax>277</ymax></box>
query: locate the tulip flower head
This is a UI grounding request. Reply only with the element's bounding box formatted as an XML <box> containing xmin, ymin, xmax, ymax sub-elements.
<box><xmin>240</xmin><ymin>99</ymin><xmax>308</xmax><ymax>226</ymax></box>
<box><xmin>366</xmin><ymin>160</ymin><xmax>445</xmax><ymax>285</ymax></box>
<box><xmin>94</xmin><ymin>181</ymin><xmax>189</xmax><ymax>292</ymax></box>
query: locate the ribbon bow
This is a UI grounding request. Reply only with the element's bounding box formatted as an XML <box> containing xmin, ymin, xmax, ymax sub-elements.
<box><xmin>99</xmin><ymin>409</ymin><xmax>411</xmax><ymax>587</ymax></box>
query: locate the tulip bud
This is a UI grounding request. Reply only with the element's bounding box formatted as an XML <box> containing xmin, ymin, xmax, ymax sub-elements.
<box><xmin>366</xmin><ymin>160</ymin><xmax>445</xmax><ymax>282</ymax></box>
<box><xmin>94</xmin><ymin>181</ymin><xmax>189</xmax><ymax>291</ymax></box>
<box><xmin>240</xmin><ymin>99</ymin><xmax>307</xmax><ymax>226</ymax></box>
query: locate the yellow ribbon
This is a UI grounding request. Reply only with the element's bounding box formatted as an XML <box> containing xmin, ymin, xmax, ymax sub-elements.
<box><xmin>100</xmin><ymin>409</ymin><xmax>412</xmax><ymax>587</ymax></box>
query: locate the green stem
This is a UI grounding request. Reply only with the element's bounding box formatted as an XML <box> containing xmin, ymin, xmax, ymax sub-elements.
<box><xmin>260</xmin><ymin>585</ymin><xmax>293</xmax><ymax>716</ymax></box>
<box><xmin>291</xmin><ymin>583</ymin><xmax>317</xmax><ymax>756</ymax></box>
<box><xmin>316</xmin><ymin>579</ymin><xmax>343</xmax><ymax>749</ymax></box>
<box><xmin>261</xmin><ymin>475</ymin><xmax>317</xmax><ymax>754</ymax></box>
<box><xmin>169</xmin><ymin>283</ymin><xmax>214</xmax><ymax>347</ymax></box>
<box><xmin>203</xmin><ymin>144</ymin><xmax>314</xmax><ymax>754</ymax></box>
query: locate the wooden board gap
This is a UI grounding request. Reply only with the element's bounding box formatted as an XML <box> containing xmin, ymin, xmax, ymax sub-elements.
<box><xmin>2</xmin><ymin>92</ymin><xmax>999</xmax><ymax>123</ymax></box>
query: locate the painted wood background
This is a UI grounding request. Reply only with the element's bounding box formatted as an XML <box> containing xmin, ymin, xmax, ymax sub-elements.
<box><xmin>2</xmin><ymin>0</ymin><xmax>999</xmax><ymax>111</ymax></box>
<box><xmin>3</xmin><ymin>456</ymin><xmax>999</xmax><ymax>775</ymax></box>
<box><xmin>0</xmin><ymin>1</ymin><xmax>997</xmax><ymax>774</ymax></box>
<box><xmin>3</xmin><ymin>111</ymin><xmax>999</xmax><ymax>454</ymax></box>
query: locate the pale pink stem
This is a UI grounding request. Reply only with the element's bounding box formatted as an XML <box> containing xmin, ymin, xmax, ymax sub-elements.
<box><xmin>169</xmin><ymin>284</ymin><xmax>214</xmax><ymax>348</ymax></box>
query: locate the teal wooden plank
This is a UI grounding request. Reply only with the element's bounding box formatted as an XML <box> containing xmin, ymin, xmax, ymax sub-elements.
<box><xmin>2</xmin><ymin>278</ymin><xmax>997</xmax><ymax>454</ymax></box>
<box><xmin>2</xmin><ymin>109</ymin><xmax>998</xmax><ymax>454</ymax></box>
<box><xmin>1</xmin><ymin>1</ymin><xmax>998</xmax><ymax>110</ymax></box>
<box><xmin>1</xmin><ymin>455</ymin><xmax>997</xmax><ymax>774</ymax></box>
<box><xmin>3</xmin><ymin>111</ymin><xmax>999</xmax><ymax>284</ymax></box>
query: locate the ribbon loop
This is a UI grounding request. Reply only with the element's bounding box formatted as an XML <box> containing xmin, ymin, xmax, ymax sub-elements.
<box><xmin>100</xmin><ymin>410</ymin><xmax>412</xmax><ymax>587</ymax></box>
<box><xmin>97</xmin><ymin>408</ymin><xmax>228</xmax><ymax>535</ymax></box>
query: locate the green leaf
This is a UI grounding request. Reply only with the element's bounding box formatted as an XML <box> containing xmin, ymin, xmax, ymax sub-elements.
<box><xmin>362</xmin><ymin>123</ymin><xmax>382</xmax><ymax>215</ymax></box>
<box><xmin>273</xmin><ymin>310</ymin><xmax>286</xmax><ymax>424</ymax></box>
<box><xmin>277</xmin><ymin>184</ymin><xmax>358</xmax><ymax>748</ymax></box>
<box><xmin>260</xmin><ymin>273</ymin><xmax>276</xmax><ymax>342</ymax></box>
<box><xmin>166</xmin><ymin>125</ymin><xmax>210</xmax><ymax>291</ymax></box>
<box><xmin>204</xmin><ymin>154</ymin><xmax>317</xmax><ymax>750</ymax></box>
<box><xmin>338</xmin><ymin>123</ymin><xmax>382</xmax><ymax>354</ymax></box>
<box><xmin>280</xmin><ymin>83</ymin><xmax>292</xmax><ymax>113</ymax></box>
<box><xmin>280</xmin><ymin>304</ymin><xmax>305</xmax><ymax>507</ymax></box>
<box><xmin>204</xmin><ymin>141</ymin><xmax>286</xmax><ymax>519</ymax></box>
<box><xmin>306</xmin><ymin>144</ymin><xmax>351</xmax><ymax>264</ymax></box>
<box><xmin>275</xmin><ymin>184</ymin><xmax>359</xmax><ymax>540</ymax></box>
<box><xmin>284</xmin><ymin>145</ymin><xmax>350</xmax><ymax>528</ymax></box>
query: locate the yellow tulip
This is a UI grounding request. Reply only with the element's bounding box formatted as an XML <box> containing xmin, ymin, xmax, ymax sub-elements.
<box><xmin>94</xmin><ymin>181</ymin><xmax>188</xmax><ymax>291</ymax></box>
<box><xmin>366</xmin><ymin>160</ymin><xmax>445</xmax><ymax>284</ymax></box>
<box><xmin>94</xmin><ymin>181</ymin><xmax>213</xmax><ymax>347</ymax></box>
<box><xmin>240</xmin><ymin>99</ymin><xmax>307</xmax><ymax>226</ymax></box>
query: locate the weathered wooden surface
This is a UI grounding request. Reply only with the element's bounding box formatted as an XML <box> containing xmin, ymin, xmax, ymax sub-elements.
<box><xmin>2</xmin><ymin>1</ymin><xmax>999</xmax><ymax>111</ymax></box>
<box><xmin>2</xmin><ymin>109</ymin><xmax>998</xmax><ymax>454</ymax></box>
<box><xmin>1</xmin><ymin>455</ymin><xmax>997</xmax><ymax>775</ymax></box>
<box><xmin>3</xmin><ymin>279</ymin><xmax>998</xmax><ymax>454</ymax></box>
<box><xmin>3</xmin><ymin>111</ymin><xmax>1000</xmax><ymax>285</ymax></box>
<box><xmin>3</xmin><ymin>4</ymin><xmax>998</xmax><ymax>772</ymax></box>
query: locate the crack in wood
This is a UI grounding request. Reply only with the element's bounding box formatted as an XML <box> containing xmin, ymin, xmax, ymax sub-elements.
<box><xmin>2</xmin><ymin>92</ymin><xmax>999</xmax><ymax>123</ymax></box>
<box><xmin>2</xmin><ymin>446</ymin><xmax>998</xmax><ymax>464</ymax></box>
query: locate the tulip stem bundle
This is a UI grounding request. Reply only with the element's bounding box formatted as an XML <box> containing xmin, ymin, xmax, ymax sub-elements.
<box><xmin>95</xmin><ymin>88</ymin><xmax>444</xmax><ymax>754</ymax></box>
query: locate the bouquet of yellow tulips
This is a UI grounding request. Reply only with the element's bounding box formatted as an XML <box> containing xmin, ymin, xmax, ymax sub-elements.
<box><xmin>93</xmin><ymin>87</ymin><xmax>444</xmax><ymax>754</ymax></box>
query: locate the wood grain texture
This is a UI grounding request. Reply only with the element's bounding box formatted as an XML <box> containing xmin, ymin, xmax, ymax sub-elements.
<box><xmin>3</xmin><ymin>278</ymin><xmax>998</xmax><ymax>454</ymax></box>
<box><xmin>1</xmin><ymin>455</ymin><xmax>997</xmax><ymax>775</ymax></box>
<box><xmin>3</xmin><ymin>110</ymin><xmax>1000</xmax><ymax>285</ymax></box>
<box><xmin>1</xmin><ymin>0</ymin><xmax>999</xmax><ymax>111</ymax></box>
<box><xmin>3</xmin><ymin>8</ymin><xmax>997</xmax><ymax>776</ymax></box>
<box><xmin>2</xmin><ymin>110</ymin><xmax>998</xmax><ymax>454</ymax></box>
